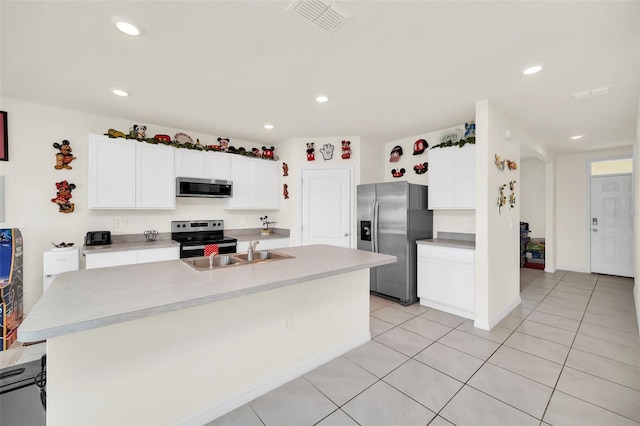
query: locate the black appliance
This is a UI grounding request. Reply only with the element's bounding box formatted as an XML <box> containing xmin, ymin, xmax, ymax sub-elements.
<box><xmin>176</xmin><ymin>177</ymin><xmax>233</xmax><ymax>198</ymax></box>
<box><xmin>171</xmin><ymin>220</ymin><xmax>237</xmax><ymax>258</ymax></box>
<box><xmin>0</xmin><ymin>355</ymin><xmax>46</xmax><ymax>425</ymax></box>
<box><xmin>84</xmin><ymin>231</ymin><xmax>111</xmax><ymax>246</ymax></box>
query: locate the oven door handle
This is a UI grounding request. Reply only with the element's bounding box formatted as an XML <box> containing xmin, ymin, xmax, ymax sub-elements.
<box><xmin>182</xmin><ymin>242</ymin><xmax>237</xmax><ymax>250</ymax></box>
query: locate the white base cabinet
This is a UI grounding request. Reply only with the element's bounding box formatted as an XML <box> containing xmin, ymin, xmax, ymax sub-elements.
<box><xmin>89</xmin><ymin>134</ymin><xmax>175</xmax><ymax>209</ymax></box>
<box><xmin>86</xmin><ymin>247</ymin><xmax>179</xmax><ymax>269</ymax></box>
<box><xmin>417</xmin><ymin>244</ymin><xmax>475</xmax><ymax>319</ymax></box>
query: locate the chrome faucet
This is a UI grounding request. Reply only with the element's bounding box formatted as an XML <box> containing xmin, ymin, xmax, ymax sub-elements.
<box><xmin>247</xmin><ymin>240</ymin><xmax>259</xmax><ymax>261</ymax></box>
<box><xmin>208</xmin><ymin>252</ymin><xmax>217</xmax><ymax>269</ymax></box>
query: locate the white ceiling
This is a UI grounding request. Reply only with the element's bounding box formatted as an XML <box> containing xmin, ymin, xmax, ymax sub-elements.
<box><xmin>1</xmin><ymin>1</ymin><xmax>638</xmax><ymax>157</ymax></box>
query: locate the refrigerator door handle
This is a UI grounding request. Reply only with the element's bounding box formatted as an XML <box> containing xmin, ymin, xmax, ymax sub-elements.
<box><xmin>372</xmin><ymin>200</ymin><xmax>379</xmax><ymax>252</ymax></box>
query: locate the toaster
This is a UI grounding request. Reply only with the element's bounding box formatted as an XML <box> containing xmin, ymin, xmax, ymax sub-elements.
<box><xmin>85</xmin><ymin>231</ymin><xmax>111</xmax><ymax>246</ymax></box>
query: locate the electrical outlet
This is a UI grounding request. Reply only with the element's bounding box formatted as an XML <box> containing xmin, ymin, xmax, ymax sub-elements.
<box><xmin>109</xmin><ymin>218</ymin><xmax>119</xmax><ymax>229</ymax></box>
<box><xmin>119</xmin><ymin>218</ymin><xmax>128</xmax><ymax>228</ymax></box>
<box><xmin>282</xmin><ymin>314</ymin><xmax>292</xmax><ymax>333</ymax></box>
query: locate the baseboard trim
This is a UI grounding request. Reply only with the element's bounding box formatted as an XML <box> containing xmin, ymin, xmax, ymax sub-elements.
<box><xmin>557</xmin><ymin>265</ymin><xmax>590</xmax><ymax>274</ymax></box>
<box><xmin>419</xmin><ymin>300</ymin><xmax>474</xmax><ymax>320</ymax></box>
<box><xmin>474</xmin><ymin>296</ymin><xmax>522</xmax><ymax>331</ymax></box>
<box><xmin>176</xmin><ymin>332</ymin><xmax>371</xmax><ymax>426</ymax></box>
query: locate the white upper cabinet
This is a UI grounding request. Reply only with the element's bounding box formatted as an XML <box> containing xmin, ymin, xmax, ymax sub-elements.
<box><xmin>136</xmin><ymin>142</ymin><xmax>175</xmax><ymax>209</ymax></box>
<box><xmin>89</xmin><ymin>135</ymin><xmax>136</xmax><ymax>208</ymax></box>
<box><xmin>428</xmin><ymin>144</ymin><xmax>475</xmax><ymax>209</ymax></box>
<box><xmin>174</xmin><ymin>149</ymin><xmax>231</xmax><ymax>181</ymax></box>
<box><xmin>89</xmin><ymin>134</ymin><xmax>175</xmax><ymax>209</ymax></box>
<box><xmin>227</xmin><ymin>156</ymin><xmax>279</xmax><ymax>210</ymax></box>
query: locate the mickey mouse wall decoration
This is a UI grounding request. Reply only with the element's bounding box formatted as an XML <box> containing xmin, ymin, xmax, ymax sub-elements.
<box><xmin>413</xmin><ymin>162</ymin><xmax>428</xmax><ymax>175</ymax></box>
<box><xmin>51</xmin><ymin>180</ymin><xmax>76</xmax><ymax>213</ymax></box>
<box><xmin>52</xmin><ymin>140</ymin><xmax>76</xmax><ymax>170</ymax></box>
<box><xmin>341</xmin><ymin>140</ymin><xmax>352</xmax><ymax>159</ymax></box>
<box><xmin>306</xmin><ymin>143</ymin><xmax>315</xmax><ymax>161</ymax></box>
<box><xmin>262</xmin><ymin>146</ymin><xmax>275</xmax><ymax>160</ymax></box>
<box><xmin>391</xmin><ymin>168</ymin><xmax>406</xmax><ymax>178</ymax></box>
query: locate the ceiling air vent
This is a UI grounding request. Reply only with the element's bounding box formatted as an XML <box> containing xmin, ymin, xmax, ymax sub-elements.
<box><xmin>286</xmin><ymin>0</ymin><xmax>352</xmax><ymax>35</ymax></box>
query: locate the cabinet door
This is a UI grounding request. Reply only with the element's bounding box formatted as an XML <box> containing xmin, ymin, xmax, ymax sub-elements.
<box><xmin>443</xmin><ymin>260</ymin><xmax>475</xmax><ymax>312</ymax></box>
<box><xmin>204</xmin><ymin>152</ymin><xmax>231</xmax><ymax>181</ymax></box>
<box><xmin>136</xmin><ymin>143</ymin><xmax>175</xmax><ymax>209</ymax></box>
<box><xmin>427</xmin><ymin>148</ymin><xmax>455</xmax><ymax>209</ymax></box>
<box><xmin>417</xmin><ymin>256</ymin><xmax>445</xmax><ymax>302</ymax></box>
<box><xmin>254</xmin><ymin>160</ymin><xmax>279</xmax><ymax>210</ymax></box>
<box><xmin>455</xmin><ymin>144</ymin><xmax>476</xmax><ymax>209</ymax></box>
<box><xmin>174</xmin><ymin>149</ymin><xmax>205</xmax><ymax>178</ymax></box>
<box><xmin>137</xmin><ymin>247</ymin><xmax>180</xmax><ymax>264</ymax></box>
<box><xmin>227</xmin><ymin>156</ymin><xmax>257</xmax><ymax>209</ymax></box>
<box><xmin>89</xmin><ymin>135</ymin><xmax>136</xmax><ymax>208</ymax></box>
<box><xmin>85</xmin><ymin>251</ymin><xmax>138</xmax><ymax>269</ymax></box>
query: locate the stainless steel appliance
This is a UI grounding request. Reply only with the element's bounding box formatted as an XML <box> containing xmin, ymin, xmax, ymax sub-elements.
<box><xmin>84</xmin><ymin>230</ymin><xmax>111</xmax><ymax>246</ymax></box>
<box><xmin>176</xmin><ymin>177</ymin><xmax>232</xmax><ymax>198</ymax></box>
<box><xmin>171</xmin><ymin>220</ymin><xmax>237</xmax><ymax>258</ymax></box>
<box><xmin>0</xmin><ymin>356</ymin><xmax>46</xmax><ymax>425</ymax></box>
<box><xmin>357</xmin><ymin>182</ymin><xmax>433</xmax><ymax>305</ymax></box>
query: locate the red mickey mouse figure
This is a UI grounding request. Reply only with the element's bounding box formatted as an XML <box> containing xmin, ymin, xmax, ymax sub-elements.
<box><xmin>53</xmin><ymin>140</ymin><xmax>76</xmax><ymax>170</ymax></box>
<box><xmin>391</xmin><ymin>168</ymin><xmax>406</xmax><ymax>178</ymax></box>
<box><xmin>51</xmin><ymin>180</ymin><xmax>76</xmax><ymax>213</ymax></box>
<box><xmin>341</xmin><ymin>140</ymin><xmax>351</xmax><ymax>159</ymax></box>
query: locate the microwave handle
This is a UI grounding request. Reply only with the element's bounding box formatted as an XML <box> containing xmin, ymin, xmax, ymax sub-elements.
<box><xmin>182</xmin><ymin>242</ymin><xmax>237</xmax><ymax>250</ymax></box>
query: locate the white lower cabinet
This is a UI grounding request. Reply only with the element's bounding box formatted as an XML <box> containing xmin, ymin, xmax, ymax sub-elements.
<box><xmin>417</xmin><ymin>244</ymin><xmax>475</xmax><ymax>319</ymax></box>
<box><xmin>86</xmin><ymin>247</ymin><xmax>179</xmax><ymax>269</ymax></box>
<box><xmin>236</xmin><ymin>238</ymin><xmax>290</xmax><ymax>252</ymax></box>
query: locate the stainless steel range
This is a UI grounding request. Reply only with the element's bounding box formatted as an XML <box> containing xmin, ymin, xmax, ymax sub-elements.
<box><xmin>171</xmin><ymin>220</ymin><xmax>237</xmax><ymax>258</ymax></box>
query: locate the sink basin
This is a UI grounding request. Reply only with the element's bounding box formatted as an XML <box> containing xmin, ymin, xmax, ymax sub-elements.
<box><xmin>182</xmin><ymin>255</ymin><xmax>246</xmax><ymax>271</ymax></box>
<box><xmin>233</xmin><ymin>250</ymin><xmax>294</xmax><ymax>262</ymax></box>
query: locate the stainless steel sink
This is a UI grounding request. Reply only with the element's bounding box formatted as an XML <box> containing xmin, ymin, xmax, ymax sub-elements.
<box><xmin>233</xmin><ymin>251</ymin><xmax>294</xmax><ymax>262</ymax></box>
<box><xmin>182</xmin><ymin>255</ymin><xmax>246</xmax><ymax>271</ymax></box>
<box><xmin>182</xmin><ymin>251</ymin><xmax>294</xmax><ymax>271</ymax></box>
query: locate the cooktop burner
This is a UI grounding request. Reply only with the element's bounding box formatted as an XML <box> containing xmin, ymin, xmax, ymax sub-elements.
<box><xmin>171</xmin><ymin>220</ymin><xmax>235</xmax><ymax>243</ymax></box>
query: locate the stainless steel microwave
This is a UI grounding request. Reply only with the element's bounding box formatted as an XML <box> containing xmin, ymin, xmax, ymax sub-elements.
<box><xmin>176</xmin><ymin>177</ymin><xmax>233</xmax><ymax>198</ymax></box>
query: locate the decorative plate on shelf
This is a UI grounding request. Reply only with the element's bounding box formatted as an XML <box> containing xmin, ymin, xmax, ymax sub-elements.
<box><xmin>174</xmin><ymin>133</ymin><xmax>194</xmax><ymax>145</ymax></box>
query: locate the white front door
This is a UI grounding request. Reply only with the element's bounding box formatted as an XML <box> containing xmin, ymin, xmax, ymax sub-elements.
<box><xmin>590</xmin><ymin>174</ymin><xmax>634</xmax><ymax>277</ymax></box>
<box><xmin>301</xmin><ymin>168</ymin><xmax>351</xmax><ymax>248</ymax></box>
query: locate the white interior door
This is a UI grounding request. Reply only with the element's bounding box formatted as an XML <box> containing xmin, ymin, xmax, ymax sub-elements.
<box><xmin>301</xmin><ymin>168</ymin><xmax>351</xmax><ymax>248</ymax></box>
<box><xmin>590</xmin><ymin>175</ymin><xmax>634</xmax><ymax>277</ymax></box>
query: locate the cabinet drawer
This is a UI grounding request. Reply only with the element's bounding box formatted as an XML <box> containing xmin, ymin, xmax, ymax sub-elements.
<box><xmin>86</xmin><ymin>251</ymin><xmax>138</xmax><ymax>269</ymax></box>
<box><xmin>137</xmin><ymin>247</ymin><xmax>179</xmax><ymax>264</ymax></box>
<box><xmin>418</xmin><ymin>244</ymin><xmax>474</xmax><ymax>263</ymax></box>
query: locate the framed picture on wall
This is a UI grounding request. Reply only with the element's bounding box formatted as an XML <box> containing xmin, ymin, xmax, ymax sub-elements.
<box><xmin>0</xmin><ymin>111</ymin><xmax>7</xmax><ymax>161</ymax></box>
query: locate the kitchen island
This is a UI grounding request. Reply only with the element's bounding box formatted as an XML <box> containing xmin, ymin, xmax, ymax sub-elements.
<box><xmin>18</xmin><ymin>245</ymin><xmax>395</xmax><ymax>425</ymax></box>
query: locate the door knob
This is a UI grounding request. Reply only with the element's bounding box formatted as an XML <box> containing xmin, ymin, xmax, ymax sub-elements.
<box><xmin>592</xmin><ymin>228</ymin><xmax>598</xmax><ymax>232</ymax></box>
<box><xmin>344</xmin><ymin>233</ymin><xmax>349</xmax><ymax>237</ymax></box>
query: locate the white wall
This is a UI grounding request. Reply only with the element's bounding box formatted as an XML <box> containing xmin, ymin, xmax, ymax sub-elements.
<box><xmin>384</xmin><ymin>126</ymin><xmax>476</xmax><ymax>236</ymax></box>
<box><xmin>520</xmin><ymin>158</ymin><xmax>545</xmax><ymax>238</ymax></box>
<box><xmin>475</xmin><ymin>99</ymin><xmax>522</xmax><ymax>330</ymax></box>
<box><xmin>276</xmin><ymin>136</ymin><xmax>361</xmax><ymax>247</ymax></box>
<box><xmin>0</xmin><ymin>98</ymin><xmax>287</xmax><ymax>313</ymax></box>
<box><xmin>555</xmin><ymin>146</ymin><xmax>633</xmax><ymax>272</ymax></box>
<box><xmin>360</xmin><ymin>139</ymin><xmax>385</xmax><ymax>184</ymax></box>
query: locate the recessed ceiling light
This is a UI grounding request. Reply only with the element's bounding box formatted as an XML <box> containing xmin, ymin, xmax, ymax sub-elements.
<box><xmin>264</xmin><ymin>124</ymin><xmax>274</xmax><ymax>130</ymax></box>
<box><xmin>316</xmin><ymin>95</ymin><xmax>329</xmax><ymax>103</ymax></box>
<box><xmin>112</xmin><ymin>89</ymin><xmax>129</xmax><ymax>97</ymax></box>
<box><xmin>570</xmin><ymin>135</ymin><xmax>585</xmax><ymax>140</ymax></box>
<box><xmin>111</xmin><ymin>16</ymin><xmax>143</xmax><ymax>36</ymax></box>
<box><xmin>522</xmin><ymin>64</ymin><xmax>544</xmax><ymax>75</ymax></box>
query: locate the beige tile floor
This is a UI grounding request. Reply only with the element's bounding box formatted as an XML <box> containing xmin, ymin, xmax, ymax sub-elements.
<box><xmin>209</xmin><ymin>269</ymin><xmax>640</xmax><ymax>426</ymax></box>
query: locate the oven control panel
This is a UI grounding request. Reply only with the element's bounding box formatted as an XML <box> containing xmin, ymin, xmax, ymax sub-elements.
<box><xmin>171</xmin><ymin>220</ymin><xmax>224</xmax><ymax>233</ymax></box>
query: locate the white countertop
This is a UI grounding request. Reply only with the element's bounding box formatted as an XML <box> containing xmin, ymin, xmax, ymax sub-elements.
<box><xmin>417</xmin><ymin>238</ymin><xmax>476</xmax><ymax>250</ymax></box>
<box><xmin>18</xmin><ymin>245</ymin><xmax>395</xmax><ymax>342</ymax></box>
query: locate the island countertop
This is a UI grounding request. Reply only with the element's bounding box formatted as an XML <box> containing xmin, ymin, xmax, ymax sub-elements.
<box><xmin>18</xmin><ymin>245</ymin><xmax>395</xmax><ymax>342</ymax></box>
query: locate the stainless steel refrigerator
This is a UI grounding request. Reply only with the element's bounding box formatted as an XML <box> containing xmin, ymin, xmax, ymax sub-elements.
<box><xmin>357</xmin><ymin>182</ymin><xmax>433</xmax><ymax>305</ymax></box>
